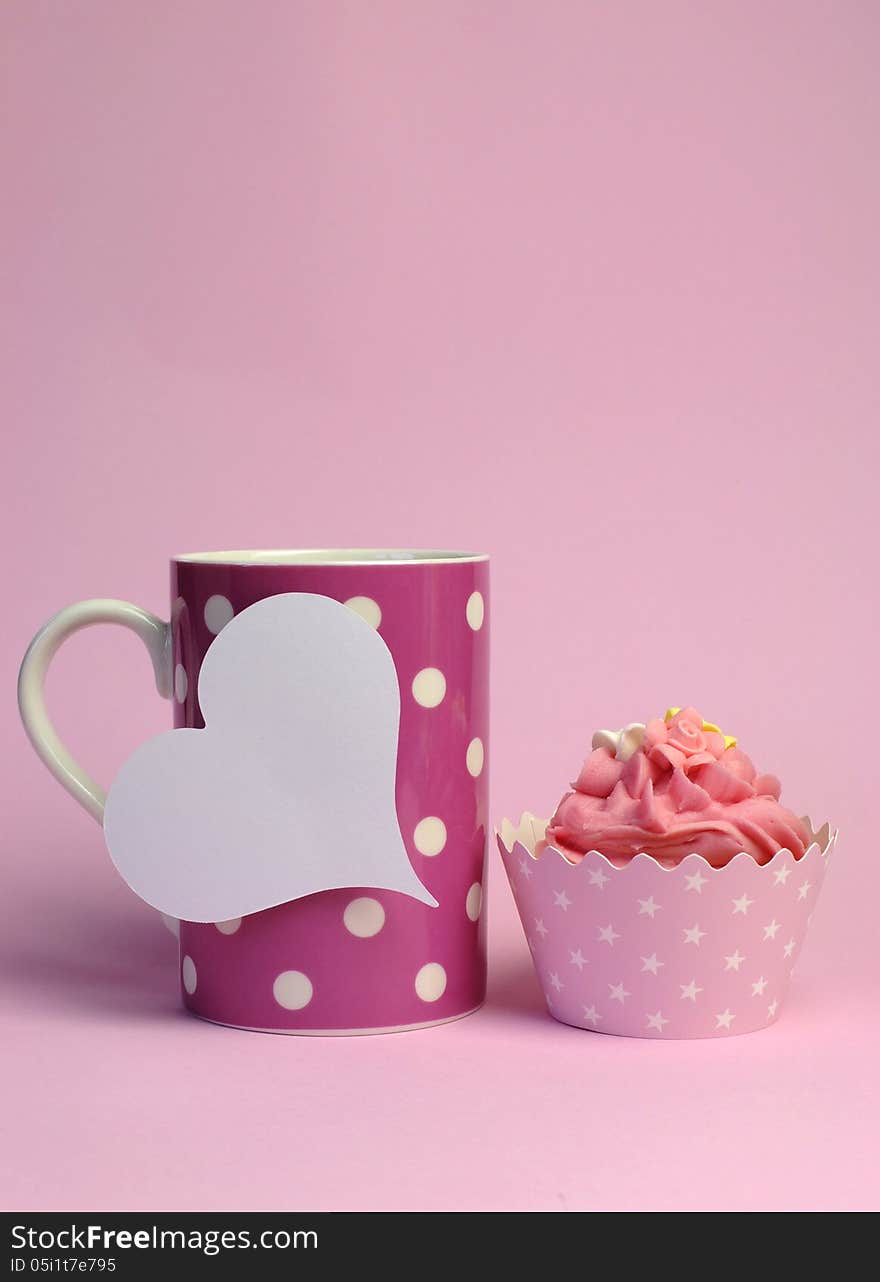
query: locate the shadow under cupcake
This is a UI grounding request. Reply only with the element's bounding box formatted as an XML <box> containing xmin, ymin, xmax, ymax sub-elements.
<box><xmin>497</xmin><ymin>708</ymin><xmax>836</xmax><ymax>1039</ymax></box>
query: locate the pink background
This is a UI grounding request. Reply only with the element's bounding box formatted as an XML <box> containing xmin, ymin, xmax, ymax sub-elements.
<box><xmin>2</xmin><ymin>1</ymin><xmax>877</xmax><ymax>1210</ymax></box>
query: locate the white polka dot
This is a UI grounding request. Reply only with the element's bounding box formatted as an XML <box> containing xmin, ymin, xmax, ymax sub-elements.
<box><xmin>273</xmin><ymin>970</ymin><xmax>314</xmax><ymax>1010</ymax></box>
<box><xmin>466</xmin><ymin>590</ymin><xmax>485</xmax><ymax>631</ymax></box>
<box><xmin>413</xmin><ymin>816</ymin><xmax>447</xmax><ymax>857</ymax></box>
<box><xmin>204</xmin><ymin>594</ymin><xmax>234</xmax><ymax>634</ymax></box>
<box><xmin>181</xmin><ymin>955</ymin><xmax>197</xmax><ymax>994</ymax></box>
<box><xmin>412</xmin><ymin>667</ymin><xmax>446</xmax><ymax>707</ymax></box>
<box><xmin>415</xmin><ymin>962</ymin><xmax>447</xmax><ymax>1003</ymax></box>
<box><xmin>174</xmin><ymin>663</ymin><xmax>188</xmax><ymax>703</ymax></box>
<box><xmin>343</xmin><ymin>897</ymin><xmax>386</xmax><ymax>938</ymax></box>
<box><xmin>214</xmin><ymin>918</ymin><xmax>241</xmax><ymax>935</ymax></box>
<box><xmin>344</xmin><ymin>596</ymin><xmax>382</xmax><ymax>629</ymax></box>
<box><xmin>466</xmin><ymin>883</ymin><xmax>483</xmax><ymax>921</ymax></box>
<box><xmin>466</xmin><ymin>736</ymin><xmax>484</xmax><ymax>777</ymax></box>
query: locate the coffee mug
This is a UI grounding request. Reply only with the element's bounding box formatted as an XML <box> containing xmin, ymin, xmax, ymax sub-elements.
<box><xmin>19</xmin><ymin>549</ymin><xmax>489</xmax><ymax>1034</ymax></box>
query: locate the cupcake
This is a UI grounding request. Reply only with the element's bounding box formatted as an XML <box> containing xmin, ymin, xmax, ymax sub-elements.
<box><xmin>497</xmin><ymin>707</ymin><xmax>836</xmax><ymax>1038</ymax></box>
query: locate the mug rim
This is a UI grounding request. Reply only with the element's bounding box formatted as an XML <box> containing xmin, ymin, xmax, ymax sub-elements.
<box><xmin>172</xmin><ymin>548</ymin><xmax>489</xmax><ymax>567</ymax></box>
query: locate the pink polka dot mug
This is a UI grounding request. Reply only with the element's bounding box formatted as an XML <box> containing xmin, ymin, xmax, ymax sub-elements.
<box><xmin>18</xmin><ymin>549</ymin><xmax>489</xmax><ymax>1034</ymax></box>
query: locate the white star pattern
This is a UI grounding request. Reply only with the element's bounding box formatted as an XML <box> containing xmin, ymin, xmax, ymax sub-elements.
<box><xmin>501</xmin><ymin>820</ymin><xmax>832</xmax><ymax>1038</ymax></box>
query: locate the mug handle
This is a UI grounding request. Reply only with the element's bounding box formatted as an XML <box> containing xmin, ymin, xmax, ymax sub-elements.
<box><xmin>18</xmin><ymin>599</ymin><xmax>173</xmax><ymax>823</ymax></box>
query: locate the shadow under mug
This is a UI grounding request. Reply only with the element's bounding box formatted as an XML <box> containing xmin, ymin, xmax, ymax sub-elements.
<box><xmin>19</xmin><ymin>548</ymin><xmax>490</xmax><ymax>1034</ymax></box>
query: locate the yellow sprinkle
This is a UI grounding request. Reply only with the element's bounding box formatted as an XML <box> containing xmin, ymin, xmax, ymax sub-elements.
<box><xmin>723</xmin><ymin>734</ymin><xmax>737</xmax><ymax>749</ymax></box>
<box><xmin>702</xmin><ymin>720</ymin><xmax>721</xmax><ymax>734</ymax></box>
<box><xmin>664</xmin><ymin>707</ymin><xmax>681</xmax><ymax>721</ymax></box>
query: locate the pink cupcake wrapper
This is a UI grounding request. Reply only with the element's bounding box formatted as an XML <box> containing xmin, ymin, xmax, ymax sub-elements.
<box><xmin>497</xmin><ymin>814</ymin><xmax>836</xmax><ymax>1039</ymax></box>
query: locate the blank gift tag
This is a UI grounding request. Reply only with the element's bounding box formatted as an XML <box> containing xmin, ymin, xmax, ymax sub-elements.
<box><xmin>103</xmin><ymin>593</ymin><xmax>437</xmax><ymax>921</ymax></box>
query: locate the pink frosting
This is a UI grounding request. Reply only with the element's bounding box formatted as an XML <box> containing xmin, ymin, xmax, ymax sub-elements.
<box><xmin>544</xmin><ymin>707</ymin><xmax>811</xmax><ymax>867</ymax></box>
